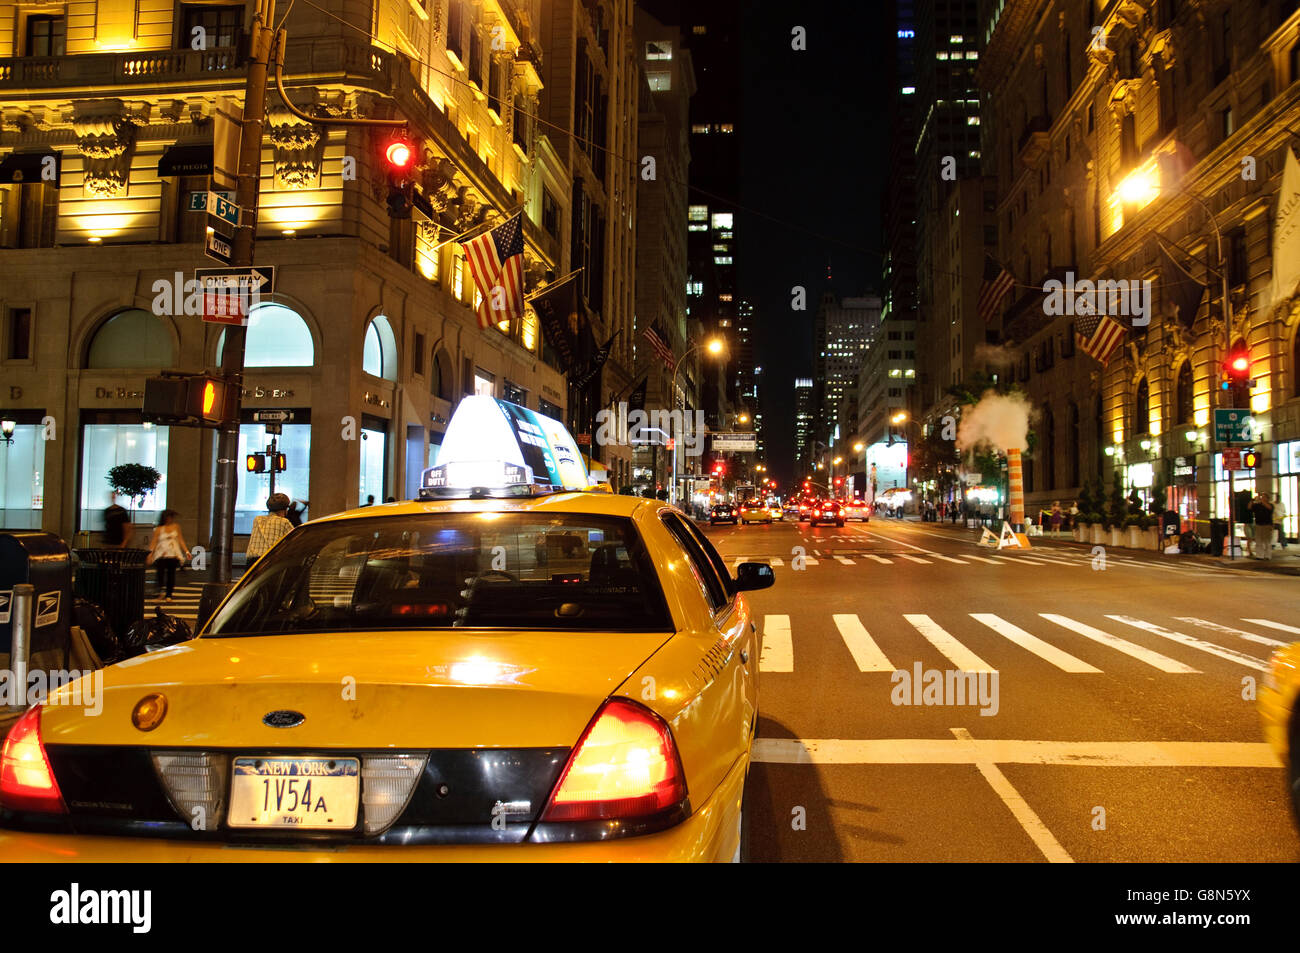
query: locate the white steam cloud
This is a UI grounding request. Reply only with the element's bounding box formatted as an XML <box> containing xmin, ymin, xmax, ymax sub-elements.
<box><xmin>955</xmin><ymin>391</ymin><xmax>1034</xmax><ymax>453</ymax></box>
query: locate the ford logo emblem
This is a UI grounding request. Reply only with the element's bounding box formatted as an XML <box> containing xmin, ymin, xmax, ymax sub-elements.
<box><xmin>262</xmin><ymin>710</ymin><xmax>306</xmax><ymax>728</ymax></box>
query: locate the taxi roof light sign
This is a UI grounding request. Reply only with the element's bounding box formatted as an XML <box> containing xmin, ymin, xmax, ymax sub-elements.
<box><xmin>420</xmin><ymin>397</ymin><xmax>589</xmax><ymax>499</ymax></box>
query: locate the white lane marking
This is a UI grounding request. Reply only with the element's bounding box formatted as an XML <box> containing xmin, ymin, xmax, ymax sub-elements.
<box><xmin>1039</xmin><ymin>614</ymin><xmax>1198</xmax><ymax>673</ymax></box>
<box><xmin>1021</xmin><ymin>554</ymin><xmax>1074</xmax><ymax>565</ymax></box>
<box><xmin>1243</xmin><ymin>618</ymin><xmax>1300</xmax><ymax>637</ymax></box>
<box><xmin>1173</xmin><ymin>618</ymin><xmax>1289</xmax><ymax>649</ymax></box>
<box><xmin>903</xmin><ymin>613</ymin><xmax>996</xmax><ymax>672</ymax></box>
<box><xmin>865</xmin><ymin>554</ymin><xmax>893</xmax><ymax>564</ymax></box>
<box><xmin>803</xmin><ymin>557</ymin><xmax>820</xmax><ymax>566</ymax></box>
<box><xmin>963</xmin><ymin>555</ymin><xmax>1005</xmax><ymax>565</ymax></box>
<box><xmin>1105</xmin><ymin>615</ymin><xmax>1269</xmax><ymax>672</ymax></box>
<box><xmin>832</xmin><ymin>614</ymin><xmax>895</xmax><ymax>672</ymax></box>
<box><xmin>898</xmin><ymin>554</ymin><xmax>932</xmax><ymax>565</ymax></box>
<box><xmin>951</xmin><ymin>728</ymin><xmax>1073</xmax><ymax>864</ymax></box>
<box><xmin>769</xmin><ymin>557</ymin><xmax>784</xmax><ymax>567</ymax></box>
<box><xmin>759</xmin><ymin>614</ymin><xmax>793</xmax><ymax>673</ymax></box>
<box><xmin>926</xmin><ymin>553</ymin><xmax>969</xmax><ymax>564</ymax></box>
<box><xmin>970</xmin><ymin>614</ymin><xmax>1100</xmax><ymax>673</ymax></box>
<box><xmin>752</xmin><ymin>738</ymin><xmax>1283</xmax><ymax>768</ymax></box>
<box><xmin>835</xmin><ymin>556</ymin><xmax>856</xmax><ymax>565</ymax></box>
<box><xmin>995</xmin><ymin>555</ymin><xmax>1052</xmax><ymax>565</ymax></box>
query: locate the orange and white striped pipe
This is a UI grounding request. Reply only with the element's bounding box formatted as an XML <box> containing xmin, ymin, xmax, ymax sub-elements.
<box><xmin>1006</xmin><ymin>447</ymin><xmax>1025</xmax><ymax>528</ymax></box>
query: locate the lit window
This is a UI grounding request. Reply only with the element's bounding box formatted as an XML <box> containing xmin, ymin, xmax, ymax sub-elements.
<box><xmin>719</xmin><ymin>293</ymin><xmax>733</xmax><ymax>302</ymax></box>
<box><xmin>454</xmin><ymin>254</ymin><xmax>465</xmax><ymax>299</ymax></box>
<box><xmin>969</xmin><ymin>150</ymin><xmax>981</xmax><ymax>158</ymax></box>
<box><xmin>966</xmin><ymin>51</ymin><xmax>979</xmax><ymax>60</ymax></box>
<box><xmin>692</xmin><ymin>25</ymin><xmax>706</xmax><ymax>35</ymax></box>
<box><xmin>688</xmin><ymin>205</ymin><xmax>708</xmax><ymax>221</ymax></box>
<box><xmin>714</xmin><ymin>256</ymin><xmax>733</xmax><ymax>265</ymax></box>
<box><xmin>937</xmin><ymin>51</ymin><xmax>949</xmax><ymax>60</ymax></box>
<box><xmin>522</xmin><ymin>308</ymin><xmax>538</xmax><ymax>351</ymax></box>
<box><xmin>950</xmin><ymin>35</ymin><xmax>964</xmax><ymax>44</ymax></box>
<box><xmin>904</xmin><ymin>369</ymin><xmax>916</xmax><ymax>378</ymax></box>
<box><xmin>692</xmin><ymin>124</ymin><xmax>710</xmax><ymax>134</ymax></box>
<box><xmin>967</xmin><ymin>116</ymin><xmax>980</xmax><ymax>125</ymax></box>
<box><xmin>645</xmin><ymin>40</ymin><xmax>673</xmax><ymax>61</ymax></box>
<box><xmin>889</xmin><ymin>368</ymin><xmax>902</xmax><ymax>378</ymax></box>
<box><xmin>711</xmin><ymin>212</ymin><xmax>734</xmax><ymax>229</ymax></box>
<box><xmin>718</xmin><ymin>230</ymin><xmax>733</xmax><ymax>239</ymax></box>
<box><xmin>713</xmin><ymin>243</ymin><xmax>729</xmax><ymax>252</ymax></box>
<box><xmin>902</xmin><ymin>86</ymin><xmax>915</xmax><ymax>95</ymax></box>
<box><xmin>647</xmin><ymin>72</ymin><xmax>671</xmax><ymax>91</ymax></box>
<box><xmin>718</xmin><ymin>123</ymin><xmax>734</xmax><ymax>134</ymax></box>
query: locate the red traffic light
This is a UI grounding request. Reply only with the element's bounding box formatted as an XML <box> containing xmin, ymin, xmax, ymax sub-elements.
<box><xmin>385</xmin><ymin>140</ymin><xmax>413</xmax><ymax>169</ymax></box>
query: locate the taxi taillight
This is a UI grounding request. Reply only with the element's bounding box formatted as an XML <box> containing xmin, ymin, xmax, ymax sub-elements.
<box><xmin>0</xmin><ymin>706</ymin><xmax>66</xmax><ymax>814</ymax></box>
<box><xmin>541</xmin><ymin>699</ymin><xmax>686</xmax><ymax>822</ymax></box>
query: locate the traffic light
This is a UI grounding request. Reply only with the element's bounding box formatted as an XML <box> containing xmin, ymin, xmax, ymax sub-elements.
<box><xmin>1221</xmin><ymin>348</ymin><xmax>1253</xmax><ymax>408</ymax></box>
<box><xmin>187</xmin><ymin>377</ymin><xmax>229</xmax><ymax>426</ymax></box>
<box><xmin>275</xmin><ymin>452</ymin><xmax>287</xmax><ymax>472</ymax></box>
<box><xmin>1242</xmin><ymin>449</ymin><xmax>1259</xmax><ymax>469</ymax></box>
<box><xmin>143</xmin><ymin>375</ymin><xmax>233</xmax><ymax>428</ymax></box>
<box><xmin>384</xmin><ymin>136</ymin><xmax>415</xmax><ymax>219</ymax></box>
<box><xmin>246</xmin><ymin>453</ymin><xmax>267</xmax><ymax>473</ymax></box>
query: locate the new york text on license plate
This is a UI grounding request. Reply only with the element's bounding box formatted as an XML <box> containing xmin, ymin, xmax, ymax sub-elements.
<box><xmin>228</xmin><ymin>757</ymin><xmax>360</xmax><ymax>829</ymax></box>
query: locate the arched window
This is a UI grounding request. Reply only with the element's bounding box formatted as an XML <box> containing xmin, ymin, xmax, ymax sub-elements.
<box><xmin>1176</xmin><ymin>361</ymin><xmax>1194</xmax><ymax>423</ymax></box>
<box><xmin>216</xmin><ymin>303</ymin><xmax>314</xmax><ymax>367</ymax></box>
<box><xmin>430</xmin><ymin>347</ymin><xmax>454</xmax><ymax>401</ymax></box>
<box><xmin>1134</xmin><ymin>378</ymin><xmax>1150</xmax><ymax>435</ymax></box>
<box><xmin>363</xmin><ymin>315</ymin><xmax>397</xmax><ymax>381</ymax></box>
<box><xmin>1068</xmin><ymin>402</ymin><xmax>1081</xmax><ymax>487</ymax></box>
<box><xmin>85</xmin><ymin>309</ymin><xmax>174</xmax><ymax>368</ymax></box>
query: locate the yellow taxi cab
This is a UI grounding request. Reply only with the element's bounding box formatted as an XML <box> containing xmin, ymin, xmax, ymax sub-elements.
<box><xmin>1259</xmin><ymin>640</ymin><xmax>1300</xmax><ymax>827</ymax></box>
<box><xmin>0</xmin><ymin>398</ymin><xmax>771</xmax><ymax>862</ymax></box>
<box><xmin>738</xmin><ymin>500</ymin><xmax>772</xmax><ymax>524</ymax></box>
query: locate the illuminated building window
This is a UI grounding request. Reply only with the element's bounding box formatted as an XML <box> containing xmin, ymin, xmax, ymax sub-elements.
<box><xmin>902</xmin><ymin>86</ymin><xmax>916</xmax><ymax>95</ymax></box>
<box><xmin>522</xmin><ymin>309</ymin><xmax>538</xmax><ymax>351</ymax></box>
<box><xmin>950</xmin><ymin>35</ymin><xmax>964</xmax><ymax>44</ymax></box>
<box><xmin>719</xmin><ymin>294</ymin><xmax>733</xmax><ymax>302</ymax></box>
<box><xmin>688</xmin><ymin>205</ymin><xmax>708</xmax><ymax>221</ymax></box>
<box><xmin>713</xmin><ymin>243</ymin><xmax>729</xmax><ymax>252</ymax></box>
<box><xmin>718</xmin><ymin>123</ymin><xmax>734</xmax><ymax>134</ymax></box>
<box><xmin>937</xmin><ymin>52</ymin><xmax>949</xmax><ymax>60</ymax></box>
<box><xmin>692</xmin><ymin>25</ymin><xmax>706</xmax><ymax>35</ymax></box>
<box><xmin>714</xmin><ymin>256</ymin><xmax>732</xmax><ymax>265</ymax></box>
<box><xmin>692</xmin><ymin>124</ymin><xmax>710</xmax><ymax>134</ymax></box>
<box><xmin>688</xmin><ymin>223</ymin><xmax>707</xmax><ymax>231</ymax></box>
<box><xmin>454</xmin><ymin>254</ymin><xmax>465</xmax><ymax>299</ymax></box>
<box><xmin>966</xmin><ymin>51</ymin><xmax>979</xmax><ymax>60</ymax></box>
<box><xmin>711</xmin><ymin>212</ymin><xmax>734</xmax><ymax>229</ymax></box>
<box><xmin>645</xmin><ymin>40</ymin><xmax>673</xmax><ymax>60</ymax></box>
<box><xmin>967</xmin><ymin>116</ymin><xmax>980</xmax><ymax>125</ymax></box>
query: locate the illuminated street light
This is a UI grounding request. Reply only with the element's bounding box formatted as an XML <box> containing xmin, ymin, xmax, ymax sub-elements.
<box><xmin>853</xmin><ymin>441</ymin><xmax>865</xmax><ymax>452</ymax></box>
<box><xmin>1116</xmin><ymin>167</ymin><xmax>1158</xmax><ymax>205</ymax></box>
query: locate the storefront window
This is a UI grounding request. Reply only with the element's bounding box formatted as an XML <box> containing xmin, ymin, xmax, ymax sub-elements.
<box><xmin>474</xmin><ymin>369</ymin><xmax>495</xmax><ymax>397</ymax></box>
<box><xmin>80</xmin><ymin>422</ymin><xmax>169</xmax><ymax>530</ymax></box>
<box><xmin>503</xmin><ymin>380</ymin><xmax>526</xmax><ymax>405</ymax></box>
<box><xmin>231</xmin><ymin>422</ymin><xmax>311</xmax><ymax>534</ymax></box>
<box><xmin>0</xmin><ymin>424</ymin><xmax>45</xmax><ymax>529</ymax></box>
<box><xmin>216</xmin><ymin>304</ymin><xmax>314</xmax><ymax>367</ymax></box>
<box><xmin>1210</xmin><ymin>451</ymin><xmax>1255</xmax><ymax>520</ymax></box>
<box><xmin>1277</xmin><ymin>440</ymin><xmax>1300</xmax><ymax>541</ymax></box>
<box><xmin>362</xmin><ymin>316</ymin><xmax>397</xmax><ymax>381</ymax></box>
<box><xmin>359</xmin><ymin>420</ymin><xmax>387</xmax><ymax>504</ymax></box>
<box><xmin>86</xmin><ymin>309</ymin><xmax>174</xmax><ymax>368</ymax></box>
<box><xmin>538</xmin><ymin>398</ymin><xmax>563</xmax><ymax>420</ymax></box>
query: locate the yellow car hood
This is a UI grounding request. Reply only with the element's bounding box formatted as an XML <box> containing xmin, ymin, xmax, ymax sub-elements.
<box><xmin>42</xmin><ymin>630</ymin><xmax>673</xmax><ymax>750</ymax></box>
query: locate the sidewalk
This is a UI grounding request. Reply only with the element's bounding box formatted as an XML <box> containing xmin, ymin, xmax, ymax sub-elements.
<box><xmin>913</xmin><ymin>519</ymin><xmax>1300</xmax><ymax>575</ymax></box>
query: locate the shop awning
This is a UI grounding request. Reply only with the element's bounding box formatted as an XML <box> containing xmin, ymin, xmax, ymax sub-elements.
<box><xmin>157</xmin><ymin>142</ymin><xmax>213</xmax><ymax>177</ymax></box>
<box><xmin>0</xmin><ymin>150</ymin><xmax>61</xmax><ymax>186</ymax></box>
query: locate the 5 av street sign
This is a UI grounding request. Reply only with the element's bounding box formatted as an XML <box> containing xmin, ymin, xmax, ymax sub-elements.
<box><xmin>207</xmin><ymin>191</ymin><xmax>240</xmax><ymax>227</ymax></box>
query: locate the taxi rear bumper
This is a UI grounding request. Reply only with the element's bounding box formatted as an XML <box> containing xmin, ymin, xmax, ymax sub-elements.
<box><xmin>0</xmin><ymin>750</ymin><xmax>748</xmax><ymax>863</ymax></box>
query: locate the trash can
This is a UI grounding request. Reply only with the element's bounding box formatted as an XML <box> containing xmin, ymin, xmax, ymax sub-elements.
<box><xmin>1209</xmin><ymin>519</ymin><xmax>1228</xmax><ymax>557</ymax></box>
<box><xmin>74</xmin><ymin>548</ymin><xmax>147</xmax><ymax>643</ymax></box>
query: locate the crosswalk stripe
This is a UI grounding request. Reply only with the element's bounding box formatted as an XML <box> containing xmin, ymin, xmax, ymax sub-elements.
<box><xmin>835</xmin><ymin>556</ymin><xmax>856</xmax><ymax>565</ymax></box>
<box><xmin>803</xmin><ymin>557</ymin><xmax>819</xmax><ymax>566</ymax></box>
<box><xmin>903</xmin><ymin>613</ymin><xmax>996</xmax><ymax>672</ymax></box>
<box><xmin>970</xmin><ymin>614</ymin><xmax>1100</xmax><ymax>673</ymax></box>
<box><xmin>1104</xmin><ymin>616</ymin><xmax>1268</xmax><ymax>672</ymax></box>
<box><xmin>898</xmin><ymin>554</ymin><xmax>932</xmax><ymax>565</ymax></box>
<box><xmin>997</xmin><ymin>555</ymin><xmax>1051</xmax><ymax>565</ymax></box>
<box><xmin>1174</xmin><ymin>618</ymin><xmax>1289</xmax><ymax>649</ymax></box>
<box><xmin>760</xmin><ymin>614</ymin><xmax>793</xmax><ymax>672</ymax></box>
<box><xmin>1242</xmin><ymin>618</ymin><xmax>1300</xmax><ymax>637</ymax></box>
<box><xmin>832</xmin><ymin>614</ymin><xmax>895</xmax><ymax>672</ymax></box>
<box><xmin>926</xmin><ymin>553</ymin><xmax>968</xmax><ymax>564</ymax></box>
<box><xmin>769</xmin><ymin>558</ymin><xmax>784</xmax><ymax>566</ymax></box>
<box><xmin>865</xmin><ymin>554</ymin><xmax>893</xmax><ymax>564</ymax></box>
<box><xmin>963</xmin><ymin>555</ymin><xmax>1004</xmax><ymax>565</ymax></box>
<box><xmin>1039</xmin><ymin>614</ymin><xmax>1198</xmax><ymax>673</ymax></box>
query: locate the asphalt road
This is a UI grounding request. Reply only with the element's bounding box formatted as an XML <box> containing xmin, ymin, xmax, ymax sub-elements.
<box><xmin>699</xmin><ymin>514</ymin><xmax>1300</xmax><ymax>862</ymax></box>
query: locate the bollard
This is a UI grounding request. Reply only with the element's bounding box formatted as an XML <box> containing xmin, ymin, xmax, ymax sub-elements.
<box><xmin>9</xmin><ymin>584</ymin><xmax>33</xmax><ymax>709</ymax></box>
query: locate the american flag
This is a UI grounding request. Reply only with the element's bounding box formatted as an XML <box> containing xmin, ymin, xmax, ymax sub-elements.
<box><xmin>642</xmin><ymin>325</ymin><xmax>675</xmax><ymax>368</ymax></box>
<box><xmin>461</xmin><ymin>212</ymin><xmax>525</xmax><ymax>330</ymax></box>
<box><xmin>1075</xmin><ymin>311</ymin><xmax>1126</xmax><ymax>365</ymax></box>
<box><xmin>977</xmin><ymin>256</ymin><xmax>1016</xmax><ymax>324</ymax></box>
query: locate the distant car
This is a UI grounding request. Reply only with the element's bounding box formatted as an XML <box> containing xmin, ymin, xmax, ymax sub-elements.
<box><xmin>796</xmin><ymin>499</ymin><xmax>814</xmax><ymax>522</ymax></box>
<box><xmin>1259</xmin><ymin>640</ymin><xmax>1300</xmax><ymax>829</ymax></box>
<box><xmin>739</xmin><ymin>501</ymin><xmax>772</xmax><ymax>524</ymax></box>
<box><xmin>710</xmin><ymin>504</ymin><xmax>739</xmax><ymax>525</ymax></box>
<box><xmin>767</xmin><ymin>502</ymin><xmax>784</xmax><ymax>521</ymax></box>
<box><xmin>808</xmin><ymin>499</ymin><xmax>845</xmax><ymax>527</ymax></box>
<box><xmin>844</xmin><ymin>499</ymin><xmax>871</xmax><ymax>522</ymax></box>
<box><xmin>783</xmin><ymin>502</ymin><xmax>801</xmax><ymax>520</ymax></box>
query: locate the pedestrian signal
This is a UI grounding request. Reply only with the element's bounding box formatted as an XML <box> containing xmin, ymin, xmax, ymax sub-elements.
<box><xmin>246</xmin><ymin>453</ymin><xmax>267</xmax><ymax>473</ymax></box>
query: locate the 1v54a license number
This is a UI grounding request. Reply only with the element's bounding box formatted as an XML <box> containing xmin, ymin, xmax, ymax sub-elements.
<box><xmin>227</xmin><ymin>757</ymin><xmax>360</xmax><ymax>829</ymax></box>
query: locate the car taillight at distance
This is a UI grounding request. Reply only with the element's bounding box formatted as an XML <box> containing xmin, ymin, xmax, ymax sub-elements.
<box><xmin>540</xmin><ymin>698</ymin><xmax>687</xmax><ymax>826</ymax></box>
<box><xmin>0</xmin><ymin>706</ymin><xmax>66</xmax><ymax>814</ymax></box>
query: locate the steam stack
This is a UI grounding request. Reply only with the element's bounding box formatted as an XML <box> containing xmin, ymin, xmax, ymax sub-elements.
<box><xmin>1006</xmin><ymin>448</ymin><xmax>1025</xmax><ymax>529</ymax></box>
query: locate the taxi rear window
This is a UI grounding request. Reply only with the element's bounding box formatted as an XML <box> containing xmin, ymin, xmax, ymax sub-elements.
<box><xmin>206</xmin><ymin>512</ymin><xmax>672</xmax><ymax>635</ymax></box>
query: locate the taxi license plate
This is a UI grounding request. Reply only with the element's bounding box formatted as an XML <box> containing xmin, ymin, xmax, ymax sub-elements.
<box><xmin>227</xmin><ymin>757</ymin><xmax>360</xmax><ymax>829</ymax></box>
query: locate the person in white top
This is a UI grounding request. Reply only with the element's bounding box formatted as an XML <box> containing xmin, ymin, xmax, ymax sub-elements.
<box><xmin>1275</xmin><ymin>494</ymin><xmax>1289</xmax><ymax>550</ymax></box>
<box><xmin>146</xmin><ymin>509</ymin><xmax>190</xmax><ymax>601</ymax></box>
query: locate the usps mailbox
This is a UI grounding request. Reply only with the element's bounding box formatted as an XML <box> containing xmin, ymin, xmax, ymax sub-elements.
<box><xmin>0</xmin><ymin>532</ymin><xmax>73</xmax><ymax>668</ymax></box>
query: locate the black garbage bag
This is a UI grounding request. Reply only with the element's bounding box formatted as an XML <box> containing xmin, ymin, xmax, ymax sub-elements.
<box><xmin>1179</xmin><ymin>531</ymin><xmax>1202</xmax><ymax>555</ymax></box>
<box><xmin>121</xmin><ymin>607</ymin><xmax>194</xmax><ymax>658</ymax></box>
<box><xmin>73</xmin><ymin>598</ymin><xmax>123</xmax><ymax>664</ymax></box>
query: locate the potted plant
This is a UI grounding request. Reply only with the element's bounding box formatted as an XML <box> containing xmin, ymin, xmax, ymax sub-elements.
<box><xmin>1124</xmin><ymin>513</ymin><xmax>1145</xmax><ymax>549</ymax></box>
<box><xmin>1087</xmin><ymin>513</ymin><xmax>1106</xmax><ymax>544</ymax></box>
<box><xmin>107</xmin><ymin>464</ymin><xmax>162</xmax><ymax>536</ymax></box>
<box><xmin>1105</xmin><ymin>474</ymin><xmax>1127</xmax><ymax>547</ymax></box>
<box><xmin>1072</xmin><ymin>510</ymin><xmax>1090</xmax><ymax>542</ymax></box>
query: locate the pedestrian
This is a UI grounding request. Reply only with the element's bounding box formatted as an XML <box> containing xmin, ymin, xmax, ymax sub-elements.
<box><xmin>1250</xmin><ymin>492</ymin><xmax>1275</xmax><ymax>561</ymax></box>
<box><xmin>246</xmin><ymin>493</ymin><xmax>295</xmax><ymax>564</ymax></box>
<box><xmin>1050</xmin><ymin>500</ymin><xmax>1063</xmax><ymax>535</ymax></box>
<box><xmin>361</xmin><ymin>494</ymin><xmax>375</xmax><ymax>507</ymax></box>
<box><xmin>145</xmin><ymin>509</ymin><xmax>189</xmax><ymax>602</ymax></box>
<box><xmin>286</xmin><ymin>498</ymin><xmax>310</xmax><ymax>527</ymax></box>
<box><xmin>1275</xmin><ymin>495</ymin><xmax>1289</xmax><ymax>550</ymax></box>
<box><xmin>1068</xmin><ymin>499</ymin><xmax>1079</xmax><ymax>530</ymax></box>
<box><xmin>103</xmin><ymin>492</ymin><xmax>131</xmax><ymax>549</ymax></box>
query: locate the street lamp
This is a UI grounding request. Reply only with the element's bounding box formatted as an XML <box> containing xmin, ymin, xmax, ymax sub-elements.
<box><xmin>669</xmin><ymin>337</ymin><xmax>725</xmax><ymax>506</ymax></box>
<box><xmin>0</xmin><ymin>419</ymin><xmax>14</xmax><ymax>446</ymax></box>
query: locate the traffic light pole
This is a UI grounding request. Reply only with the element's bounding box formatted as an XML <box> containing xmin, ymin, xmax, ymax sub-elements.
<box><xmin>212</xmin><ymin>0</ymin><xmax>276</xmax><ymax>584</ymax></box>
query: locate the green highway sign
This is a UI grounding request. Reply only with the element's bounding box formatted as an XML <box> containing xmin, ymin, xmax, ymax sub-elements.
<box><xmin>1213</xmin><ymin>408</ymin><xmax>1254</xmax><ymax>445</ymax></box>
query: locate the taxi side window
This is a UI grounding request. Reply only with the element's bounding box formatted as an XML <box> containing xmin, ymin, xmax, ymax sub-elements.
<box><xmin>677</xmin><ymin>517</ymin><xmax>735</xmax><ymax>596</ymax></box>
<box><xmin>660</xmin><ymin>513</ymin><xmax>729</xmax><ymax>611</ymax></box>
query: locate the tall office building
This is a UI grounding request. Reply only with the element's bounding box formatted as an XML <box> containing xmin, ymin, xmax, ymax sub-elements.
<box><xmin>816</xmin><ymin>292</ymin><xmax>881</xmax><ymax>445</ymax></box>
<box><xmin>794</xmin><ymin>377</ymin><xmax>815</xmax><ymax>473</ymax></box>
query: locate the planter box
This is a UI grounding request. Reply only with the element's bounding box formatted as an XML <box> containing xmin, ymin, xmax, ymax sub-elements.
<box><xmin>1144</xmin><ymin>527</ymin><xmax>1161</xmax><ymax>550</ymax></box>
<box><xmin>1073</xmin><ymin>526</ymin><xmax>1088</xmax><ymax>542</ymax></box>
<box><xmin>1108</xmin><ymin>527</ymin><xmax>1124</xmax><ymax>547</ymax></box>
<box><xmin>1126</xmin><ymin>526</ymin><xmax>1143</xmax><ymax>549</ymax></box>
<box><xmin>1091</xmin><ymin>525</ymin><xmax>1107</xmax><ymax>545</ymax></box>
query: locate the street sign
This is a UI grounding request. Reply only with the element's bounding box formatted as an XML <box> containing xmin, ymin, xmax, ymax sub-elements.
<box><xmin>253</xmin><ymin>410</ymin><xmax>294</xmax><ymax>424</ymax></box>
<box><xmin>1222</xmin><ymin>448</ymin><xmax>1242</xmax><ymax>471</ymax></box>
<box><xmin>189</xmin><ymin>190</ymin><xmax>233</xmax><ymax>212</ymax></box>
<box><xmin>205</xmin><ymin>228</ymin><xmax>234</xmax><ymax>266</ymax></box>
<box><xmin>1214</xmin><ymin>408</ymin><xmax>1254</xmax><ymax>445</ymax></box>
<box><xmin>196</xmin><ymin>266</ymin><xmax>276</xmax><ymax>294</ymax></box>
<box><xmin>712</xmin><ymin>432</ymin><xmax>757</xmax><ymax>452</ymax></box>
<box><xmin>207</xmin><ymin>191</ymin><xmax>240</xmax><ymax>227</ymax></box>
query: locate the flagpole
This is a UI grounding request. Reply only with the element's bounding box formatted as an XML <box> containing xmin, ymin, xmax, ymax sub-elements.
<box><xmin>524</xmin><ymin>268</ymin><xmax>583</xmax><ymax>302</ymax></box>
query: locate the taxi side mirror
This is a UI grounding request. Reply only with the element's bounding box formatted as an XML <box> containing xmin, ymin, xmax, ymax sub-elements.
<box><xmin>734</xmin><ymin>562</ymin><xmax>774</xmax><ymax>592</ymax></box>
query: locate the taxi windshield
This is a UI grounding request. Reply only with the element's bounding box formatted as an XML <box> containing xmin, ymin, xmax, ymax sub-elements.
<box><xmin>205</xmin><ymin>512</ymin><xmax>672</xmax><ymax>635</ymax></box>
